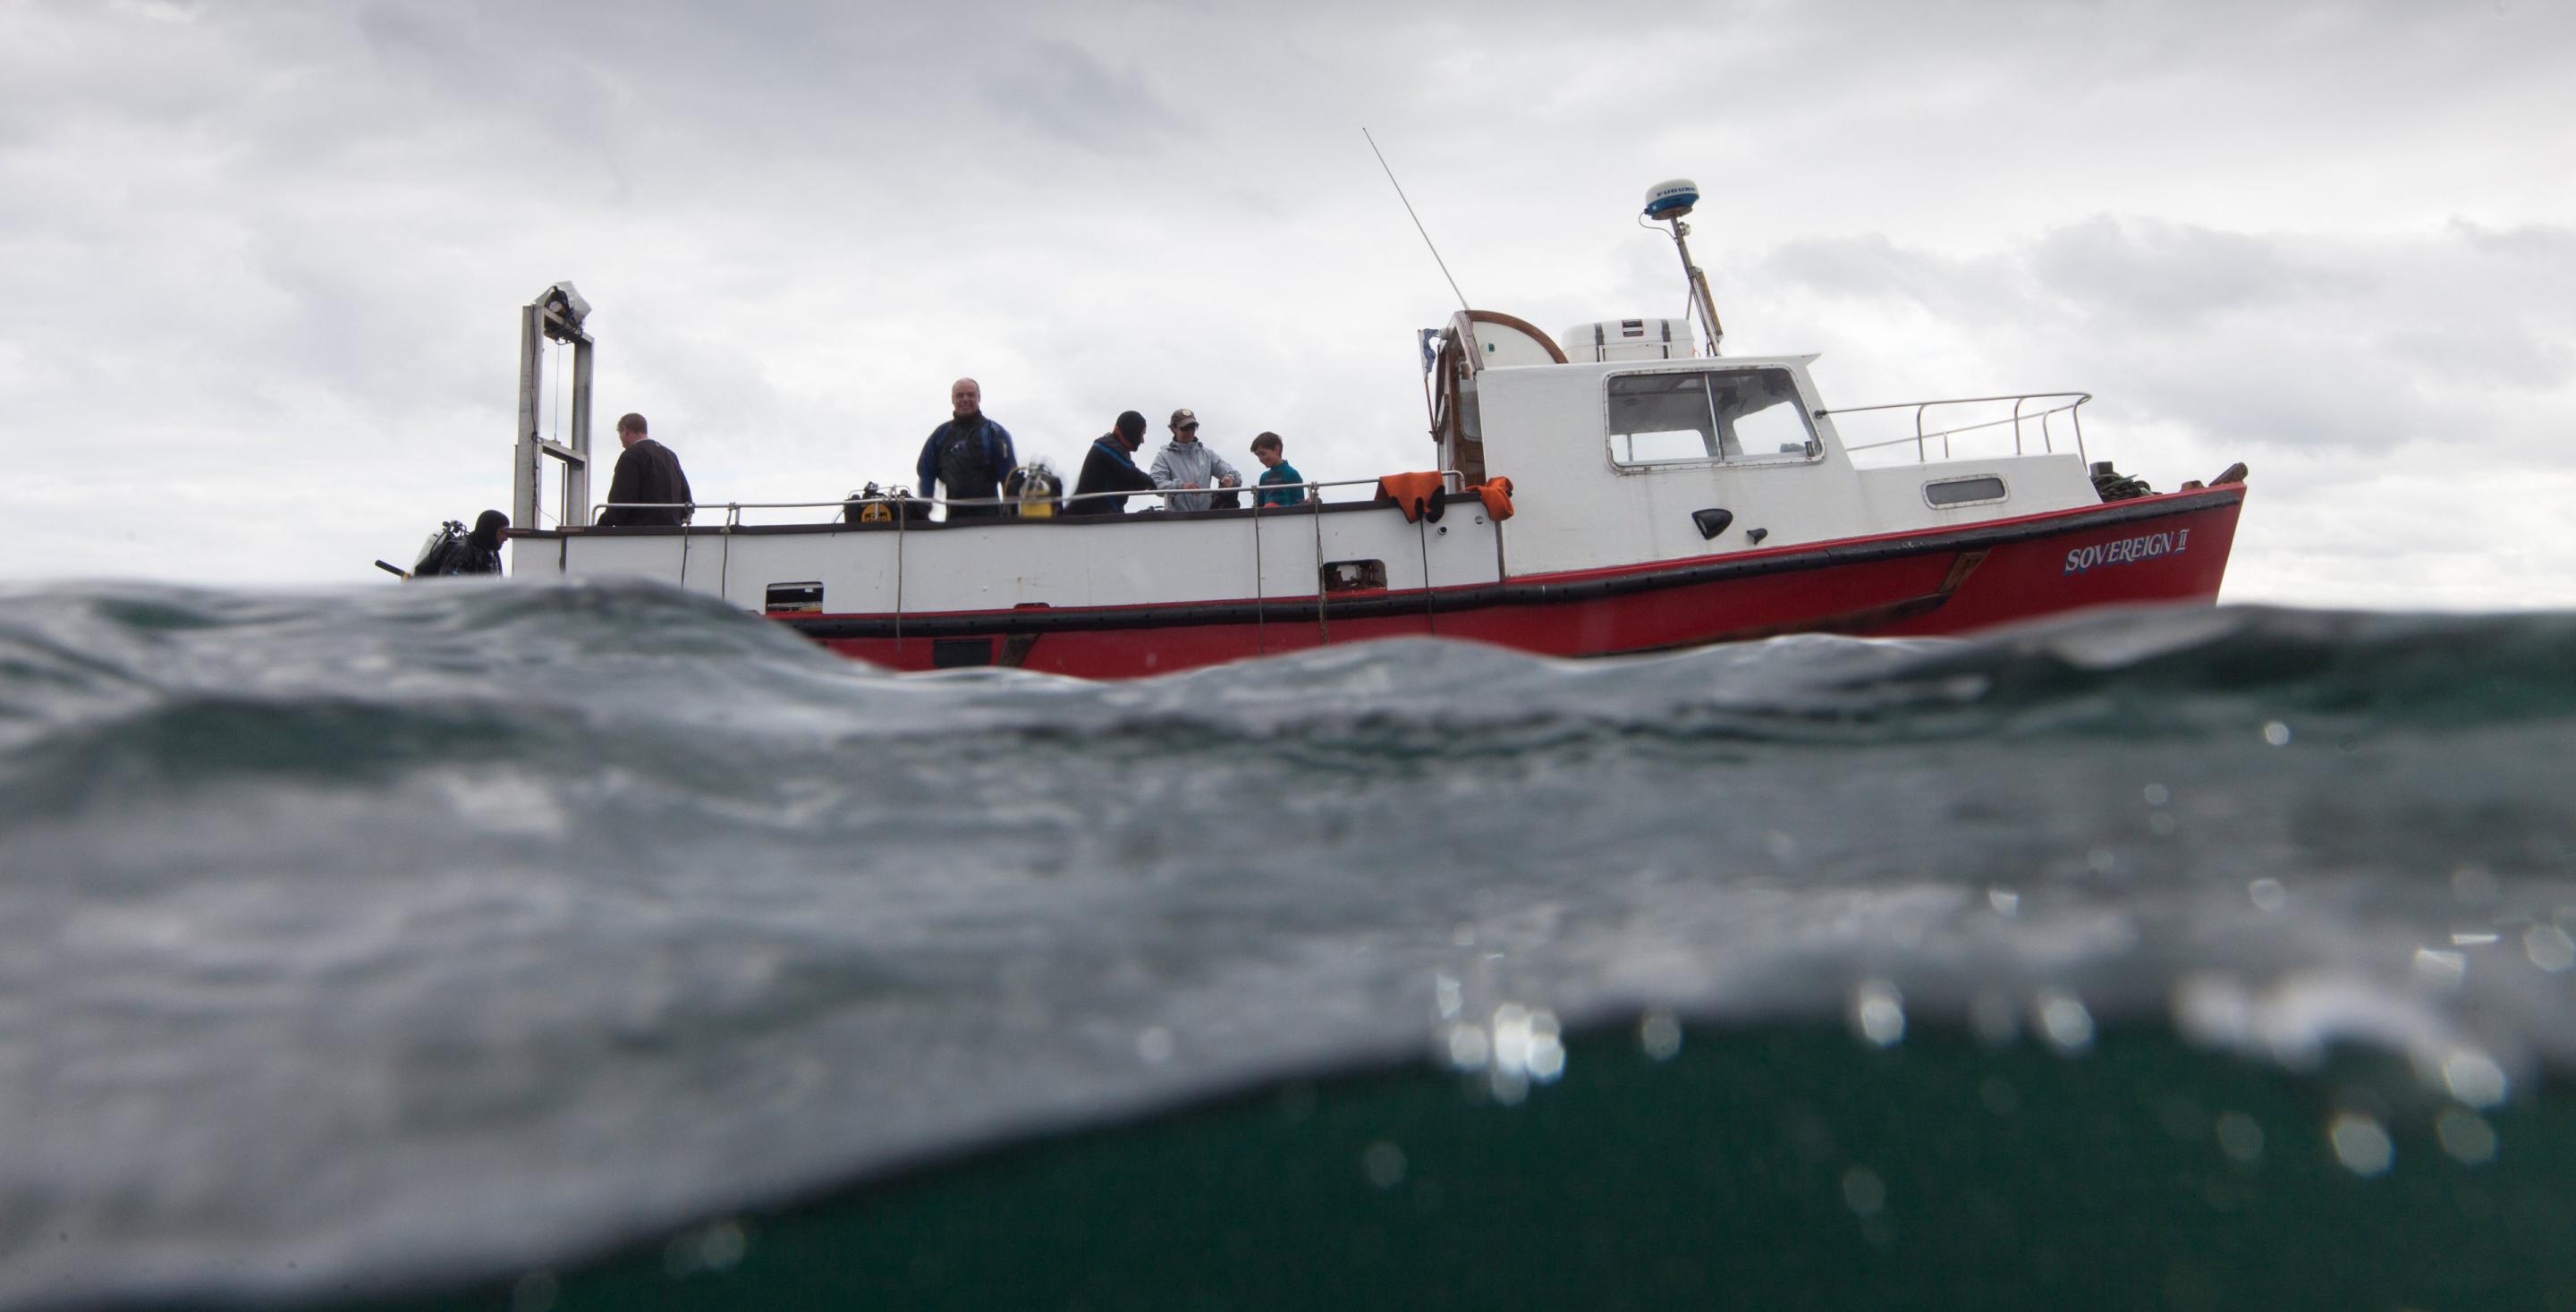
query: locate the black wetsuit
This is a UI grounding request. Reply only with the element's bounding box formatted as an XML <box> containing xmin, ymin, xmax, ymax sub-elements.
<box><xmin>598</xmin><ymin>438</ymin><xmax>693</xmax><ymax>528</ymax></box>
<box><xmin>414</xmin><ymin>512</ymin><xmax>508</xmax><ymax>577</ymax></box>
<box><xmin>1068</xmin><ymin>436</ymin><xmax>1158</xmax><ymax>515</ymax></box>
<box><xmin>915</xmin><ymin>417</ymin><xmax>1016</xmax><ymax>521</ymax></box>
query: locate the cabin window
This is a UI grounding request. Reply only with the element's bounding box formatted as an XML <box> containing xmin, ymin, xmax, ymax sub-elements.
<box><xmin>1606</xmin><ymin>368</ymin><xmax>1817</xmax><ymax>468</ymax></box>
<box><xmin>1924</xmin><ymin>475</ymin><xmax>2008</xmax><ymax>507</ymax></box>
<box><xmin>764</xmin><ymin>582</ymin><xmax>824</xmax><ymax>614</ymax></box>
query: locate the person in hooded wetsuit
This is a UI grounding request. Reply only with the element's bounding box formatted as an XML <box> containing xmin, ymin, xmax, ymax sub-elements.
<box><xmin>1068</xmin><ymin>411</ymin><xmax>1159</xmax><ymax>516</ymax></box>
<box><xmin>914</xmin><ymin>377</ymin><xmax>1017</xmax><ymax>522</ymax></box>
<box><xmin>459</xmin><ymin>510</ymin><xmax>508</xmax><ymax>573</ymax></box>
<box><xmin>413</xmin><ymin>510</ymin><xmax>509</xmax><ymax>578</ymax></box>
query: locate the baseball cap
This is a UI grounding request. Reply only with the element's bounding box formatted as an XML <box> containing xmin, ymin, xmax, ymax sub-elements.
<box><xmin>1168</xmin><ymin>408</ymin><xmax>1199</xmax><ymax>429</ymax></box>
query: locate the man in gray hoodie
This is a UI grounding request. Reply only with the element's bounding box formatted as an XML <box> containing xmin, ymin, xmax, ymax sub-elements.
<box><xmin>1148</xmin><ymin>408</ymin><xmax>1243</xmax><ymax>512</ymax></box>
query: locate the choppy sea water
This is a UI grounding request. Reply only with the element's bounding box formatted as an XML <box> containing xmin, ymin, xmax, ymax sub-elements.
<box><xmin>3</xmin><ymin>580</ymin><xmax>2573</xmax><ymax>1310</ymax></box>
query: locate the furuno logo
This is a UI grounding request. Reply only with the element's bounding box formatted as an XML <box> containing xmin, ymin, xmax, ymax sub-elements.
<box><xmin>2063</xmin><ymin>529</ymin><xmax>2190</xmax><ymax>575</ymax></box>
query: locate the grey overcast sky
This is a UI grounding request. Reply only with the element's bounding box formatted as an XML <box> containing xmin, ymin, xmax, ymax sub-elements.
<box><xmin>4</xmin><ymin>0</ymin><xmax>2571</xmax><ymax>607</ymax></box>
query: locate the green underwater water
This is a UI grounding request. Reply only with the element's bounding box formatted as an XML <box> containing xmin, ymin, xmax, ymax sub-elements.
<box><xmin>352</xmin><ymin>1022</ymin><xmax>2576</xmax><ymax>1312</ymax></box>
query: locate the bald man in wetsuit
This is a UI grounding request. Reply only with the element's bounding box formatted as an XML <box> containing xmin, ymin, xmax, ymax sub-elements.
<box><xmin>915</xmin><ymin>378</ymin><xmax>1017</xmax><ymax>521</ymax></box>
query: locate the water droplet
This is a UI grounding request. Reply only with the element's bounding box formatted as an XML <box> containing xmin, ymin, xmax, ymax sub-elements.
<box><xmin>2215</xmin><ymin>1112</ymin><xmax>2265</xmax><ymax>1163</ymax></box>
<box><xmin>2413</xmin><ymin>948</ymin><xmax>2467</xmax><ymax>988</ymax></box>
<box><xmin>2248</xmin><ymin>878</ymin><xmax>2286</xmax><ymax>911</ymax></box>
<box><xmin>1987</xmin><ymin>886</ymin><xmax>2020</xmax><ymax>917</ymax></box>
<box><xmin>2034</xmin><ymin>990</ymin><xmax>2094</xmax><ymax>1054</ymax></box>
<box><xmin>693</xmin><ymin>1222</ymin><xmax>747</xmax><ymax>1272</ymax></box>
<box><xmin>1527</xmin><ymin>1032</ymin><xmax>1566</xmax><ymax>1082</ymax></box>
<box><xmin>2329</xmin><ymin>1113</ymin><xmax>2394</xmax><ymax>1177</ymax></box>
<box><xmin>1841</xmin><ymin>1167</ymin><xmax>1886</xmax><ymax>1217</ymax></box>
<box><xmin>1852</xmin><ymin>980</ymin><xmax>1905</xmax><ymax>1047</ymax></box>
<box><xmin>2440</xmin><ymin>1050</ymin><xmax>2509</xmax><ymax>1108</ymax></box>
<box><xmin>2523</xmin><ymin>924</ymin><xmax>2575</xmax><ymax>973</ymax></box>
<box><xmin>2436</xmin><ymin>1108</ymin><xmax>2498</xmax><ymax>1165</ymax></box>
<box><xmin>2261</xmin><ymin>720</ymin><xmax>2292</xmax><ymax>747</ymax></box>
<box><xmin>1361</xmin><ymin>1140</ymin><xmax>1407</xmax><ymax>1189</ymax></box>
<box><xmin>1638</xmin><ymin>1011</ymin><xmax>1682</xmax><ymax>1062</ymax></box>
<box><xmin>1445</xmin><ymin>1023</ymin><xmax>1491</xmax><ymax>1071</ymax></box>
<box><xmin>1481</xmin><ymin>1003</ymin><xmax>1564</xmax><ymax>1098</ymax></box>
<box><xmin>2143</xmin><ymin>783</ymin><xmax>2170</xmax><ymax>807</ymax></box>
<box><xmin>2087</xmin><ymin>846</ymin><xmax>2117</xmax><ymax>875</ymax></box>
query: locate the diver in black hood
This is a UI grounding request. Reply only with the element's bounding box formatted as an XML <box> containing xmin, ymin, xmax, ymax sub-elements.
<box><xmin>402</xmin><ymin>510</ymin><xmax>509</xmax><ymax>578</ymax></box>
<box><xmin>461</xmin><ymin>510</ymin><xmax>508</xmax><ymax>572</ymax></box>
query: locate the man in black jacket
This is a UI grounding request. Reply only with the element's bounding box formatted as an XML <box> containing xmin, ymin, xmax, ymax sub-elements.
<box><xmin>597</xmin><ymin>413</ymin><xmax>693</xmax><ymax>528</ymax></box>
<box><xmin>914</xmin><ymin>378</ymin><xmax>1017</xmax><ymax>521</ymax></box>
<box><xmin>1068</xmin><ymin>411</ymin><xmax>1159</xmax><ymax>515</ymax></box>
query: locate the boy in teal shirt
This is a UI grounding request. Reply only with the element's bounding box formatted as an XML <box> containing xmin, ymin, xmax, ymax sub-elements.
<box><xmin>1250</xmin><ymin>431</ymin><xmax>1309</xmax><ymax>507</ymax></box>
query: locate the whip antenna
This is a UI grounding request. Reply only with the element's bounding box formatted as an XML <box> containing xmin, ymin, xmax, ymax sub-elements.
<box><xmin>1363</xmin><ymin>128</ymin><xmax>1470</xmax><ymax>313</ymax></box>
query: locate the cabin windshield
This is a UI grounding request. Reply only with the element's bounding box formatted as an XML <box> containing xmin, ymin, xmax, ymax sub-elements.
<box><xmin>1606</xmin><ymin>367</ymin><xmax>1815</xmax><ymax>466</ymax></box>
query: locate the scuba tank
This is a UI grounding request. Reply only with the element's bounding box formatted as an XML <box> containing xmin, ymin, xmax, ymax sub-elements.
<box><xmin>381</xmin><ymin>511</ymin><xmax>504</xmax><ymax>579</ymax></box>
<box><xmin>1006</xmin><ymin>463</ymin><xmax>1061</xmax><ymax>519</ymax></box>
<box><xmin>844</xmin><ymin>482</ymin><xmax>894</xmax><ymax>524</ymax></box>
<box><xmin>843</xmin><ymin>482</ymin><xmax>921</xmax><ymax>524</ymax></box>
<box><xmin>407</xmin><ymin>521</ymin><xmax>469</xmax><ymax>578</ymax></box>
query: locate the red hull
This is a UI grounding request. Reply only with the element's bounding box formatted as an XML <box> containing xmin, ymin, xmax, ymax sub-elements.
<box><xmin>784</xmin><ymin>487</ymin><xmax>2244</xmax><ymax>679</ymax></box>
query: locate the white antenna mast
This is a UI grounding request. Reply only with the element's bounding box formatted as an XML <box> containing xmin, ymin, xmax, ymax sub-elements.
<box><xmin>1363</xmin><ymin>128</ymin><xmax>1470</xmax><ymax>313</ymax></box>
<box><xmin>1644</xmin><ymin>179</ymin><xmax>1724</xmax><ymax>356</ymax></box>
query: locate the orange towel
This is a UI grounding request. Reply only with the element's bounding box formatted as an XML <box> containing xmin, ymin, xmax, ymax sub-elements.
<box><xmin>1375</xmin><ymin>472</ymin><xmax>1448</xmax><ymax>523</ymax></box>
<box><xmin>1472</xmin><ymin>476</ymin><xmax>1515</xmax><ymax>521</ymax></box>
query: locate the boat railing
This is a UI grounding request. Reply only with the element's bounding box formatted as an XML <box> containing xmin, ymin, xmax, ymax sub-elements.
<box><xmin>1818</xmin><ymin>392</ymin><xmax>2091</xmax><ymax>469</ymax></box>
<box><xmin>587</xmin><ymin>472</ymin><xmax>1463</xmax><ymax>529</ymax></box>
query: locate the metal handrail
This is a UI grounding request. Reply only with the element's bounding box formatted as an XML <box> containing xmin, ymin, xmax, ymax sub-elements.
<box><xmin>1820</xmin><ymin>392</ymin><xmax>2091</xmax><ymax>465</ymax></box>
<box><xmin>589</xmin><ymin>473</ymin><xmax>1465</xmax><ymax>524</ymax></box>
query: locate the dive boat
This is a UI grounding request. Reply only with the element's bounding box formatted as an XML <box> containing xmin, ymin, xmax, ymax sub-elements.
<box><xmin>496</xmin><ymin>182</ymin><xmax>2244</xmax><ymax>679</ymax></box>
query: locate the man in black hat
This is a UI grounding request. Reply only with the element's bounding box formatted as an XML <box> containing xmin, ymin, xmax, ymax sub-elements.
<box><xmin>1069</xmin><ymin>411</ymin><xmax>1160</xmax><ymax>516</ymax></box>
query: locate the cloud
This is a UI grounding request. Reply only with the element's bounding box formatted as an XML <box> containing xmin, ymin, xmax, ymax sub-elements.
<box><xmin>984</xmin><ymin>39</ymin><xmax>1187</xmax><ymax>157</ymax></box>
<box><xmin>1754</xmin><ymin>216</ymin><xmax>2576</xmax><ymax>455</ymax></box>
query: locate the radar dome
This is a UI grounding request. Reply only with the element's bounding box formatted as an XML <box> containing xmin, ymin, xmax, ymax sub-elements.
<box><xmin>1643</xmin><ymin>179</ymin><xmax>1699</xmax><ymax>221</ymax></box>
